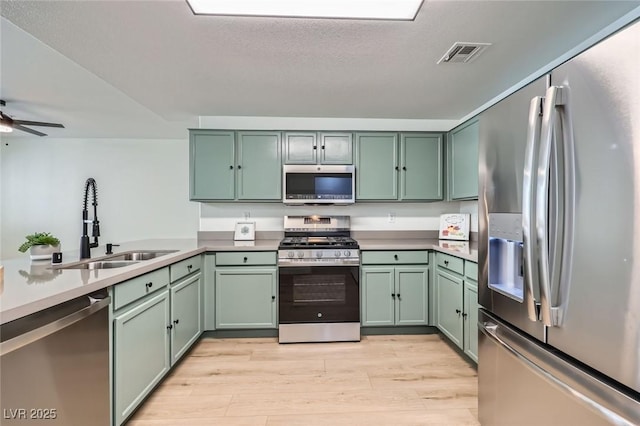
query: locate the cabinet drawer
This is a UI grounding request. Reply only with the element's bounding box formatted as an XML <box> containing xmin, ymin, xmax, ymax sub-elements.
<box><xmin>361</xmin><ymin>250</ymin><xmax>429</xmax><ymax>265</ymax></box>
<box><xmin>113</xmin><ymin>267</ymin><xmax>170</xmax><ymax>310</ymax></box>
<box><xmin>465</xmin><ymin>261</ymin><xmax>478</xmax><ymax>281</ymax></box>
<box><xmin>170</xmin><ymin>255</ymin><xmax>202</xmax><ymax>282</ymax></box>
<box><xmin>436</xmin><ymin>252</ymin><xmax>464</xmax><ymax>275</ymax></box>
<box><xmin>215</xmin><ymin>251</ymin><xmax>276</xmax><ymax>266</ymax></box>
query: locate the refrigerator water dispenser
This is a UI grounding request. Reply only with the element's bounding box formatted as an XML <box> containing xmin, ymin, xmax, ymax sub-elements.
<box><xmin>488</xmin><ymin>213</ymin><xmax>524</xmax><ymax>302</ymax></box>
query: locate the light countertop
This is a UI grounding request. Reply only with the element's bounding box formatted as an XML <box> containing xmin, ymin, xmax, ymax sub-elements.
<box><xmin>1</xmin><ymin>236</ymin><xmax>476</xmax><ymax>325</ymax></box>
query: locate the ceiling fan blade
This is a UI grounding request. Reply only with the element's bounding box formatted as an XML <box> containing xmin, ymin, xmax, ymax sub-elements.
<box><xmin>11</xmin><ymin>119</ymin><xmax>64</xmax><ymax>128</ymax></box>
<box><xmin>11</xmin><ymin>123</ymin><xmax>47</xmax><ymax>137</ymax></box>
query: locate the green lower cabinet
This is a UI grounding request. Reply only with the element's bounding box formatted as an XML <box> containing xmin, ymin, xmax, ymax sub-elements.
<box><xmin>170</xmin><ymin>274</ymin><xmax>202</xmax><ymax>364</ymax></box>
<box><xmin>436</xmin><ymin>269</ymin><xmax>464</xmax><ymax>348</ymax></box>
<box><xmin>463</xmin><ymin>282</ymin><xmax>478</xmax><ymax>362</ymax></box>
<box><xmin>113</xmin><ymin>290</ymin><xmax>171</xmax><ymax>426</ymax></box>
<box><xmin>436</xmin><ymin>257</ymin><xmax>479</xmax><ymax>363</ymax></box>
<box><xmin>215</xmin><ymin>267</ymin><xmax>277</xmax><ymax>329</ymax></box>
<box><xmin>203</xmin><ymin>254</ymin><xmax>216</xmax><ymax>331</ymax></box>
<box><xmin>361</xmin><ymin>266</ymin><xmax>429</xmax><ymax>327</ymax></box>
<box><xmin>361</xmin><ymin>267</ymin><xmax>396</xmax><ymax>326</ymax></box>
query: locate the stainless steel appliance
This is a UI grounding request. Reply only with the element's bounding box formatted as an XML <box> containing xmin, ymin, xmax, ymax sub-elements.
<box><xmin>282</xmin><ymin>165</ymin><xmax>355</xmax><ymax>205</ymax></box>
<box><xmin>478</xmin><ymin>20</ymin><xmax>640</xmax><ymax>425</ymax></box>
<box><xmin>0</xmin><ymin>291</ymin><xmax>111</xmax><ymax>425</ymax></box>
<box><xmin>278</xmin><ymin>215</ymin><xmax>360</xmax><ymax>343</ymax></box>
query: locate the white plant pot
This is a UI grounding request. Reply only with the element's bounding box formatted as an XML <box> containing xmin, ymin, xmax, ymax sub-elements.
<box><xmin>29</xmin><ymin>244</ymin><xmax>61</xmax><ymax>261</ymax></box>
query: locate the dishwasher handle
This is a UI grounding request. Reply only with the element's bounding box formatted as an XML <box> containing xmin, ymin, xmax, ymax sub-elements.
<box><xmin>0</xmin><ymin>294</ymin><xmax>111</xmax><ymax>356</ymax></box>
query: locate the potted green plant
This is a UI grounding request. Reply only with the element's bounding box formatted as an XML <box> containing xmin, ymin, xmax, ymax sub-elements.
<box><xmin>18</xmin><ymin>232</ymin><xmax>61</xmax><ymax>260</ymax></box>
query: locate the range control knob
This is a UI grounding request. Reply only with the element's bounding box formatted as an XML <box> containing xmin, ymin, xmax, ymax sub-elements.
<box><xmin>297</xmin><ymin>251</ymin><xmax>304</xmax><ymax>258</ymax></box>
<box><xmin>335</xmin><ymin>250</ymin><xmax>342</xmax><ymax>257</ymax></box>
<box><xmin>344</xmin><ymin>250</ymin><xmax>351</xmax><ymax>257</ymax></box>
<box><xmin>316</xmin><ymin>251</ymin><xmax>323</xmax><ymax>258</ymax></box>
<box><xmin>287</xmin><ymin>251</ymin><xmax>294</xmax><ymax>258</ymax></box>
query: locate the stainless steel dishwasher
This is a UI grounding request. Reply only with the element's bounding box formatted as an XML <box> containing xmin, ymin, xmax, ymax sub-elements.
<box><xmin>1</xmin><ymin>290</ymin><xmax>111</xmax><ymax>425</ymax></box>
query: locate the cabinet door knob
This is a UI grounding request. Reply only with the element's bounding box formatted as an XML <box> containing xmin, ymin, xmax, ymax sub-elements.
<box><xmin>187</xmin><ymin>264</ymin><xmax>192</xmax><ymax>270</ymax></box>
<box><xmin>174</xmin><ymin>319</ymin><xmax>180</xmax><ymax>325</ymax></box>
<box><xmin>455</xmin><ymin>309</ymin><xmax>461</xmax><ymax>316</ymax></box>
<box><xmin>243</xmin><ymin>256</ymin><xmax>248</xmax><ymax>263</ymax></box>
<box><xmin>321</xmin><ymin>144</ymin><xmax>325</xmax><ymax>149</ymax></box>
<box><xmin>229</xmin><ymin>165</ymin><xmax>234</xmax><ymax>170</ymax></box>
<box><xmin>402</xmin><ymin>166</ymin><xmax>407</xmax><ymax>171</ymax></box>
<box><xmin>395</xmin><ymin>166</ymin><xmax>399</xmax><ymax>171</ymax></box>
<box><xmin>462</xmin><ymin>313</ymin><xmax>468</xmax><ymax>319</ymax></box>
<box><xmin>167</xmin><ymin>324</ymin><xmax>173</xmax><ymax>330</ymax></box>
<box><xmin>394</xmin><ymin>254</ymin><xmax>399</xmax><ymax>261</ymax></box>
<box><xmin>444</xmin><ymin>260</ymin><xmax>449</xmax><ymax>266</ymax></box>
<box><xmin>272</xmin><ymin>295</ymin><xmax>276</xmax><ymax>301</ymax></box>
<box><xmin>237</xmin><ymin>165</ymin><xmax>242</xmax><ymax>169</ymax></box>
<box><xmin>313</xmin><ymin>144</ymin><xmax>317</xmax><ymax>150</ymax></box>
<box><xmin>145</xmin><ymin>282</ymin><xmax>153</xmax><ymax>289</ymax></box>
<box><xmin>392</xmin><ymin>293</ymin><xmax>396</xmax><ymax>298</ymax></box>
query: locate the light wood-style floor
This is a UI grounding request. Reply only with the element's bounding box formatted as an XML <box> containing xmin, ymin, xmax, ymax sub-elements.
<box><xmin>127</xmin><ymin>334</ymin><xmax>479</xmax><ymax>426</ymax></box>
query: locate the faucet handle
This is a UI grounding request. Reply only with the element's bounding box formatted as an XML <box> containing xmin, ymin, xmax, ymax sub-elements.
<box><xmin>106</xmin><ymin>243</ymin><xmax>120</xmax><ymax>255</ymax></box>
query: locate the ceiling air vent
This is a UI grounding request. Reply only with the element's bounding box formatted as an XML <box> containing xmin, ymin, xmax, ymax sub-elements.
<box><xmin>437</xmin><ymin>42</ymin><xmax>491</xmax><ymax>64</ymax></box>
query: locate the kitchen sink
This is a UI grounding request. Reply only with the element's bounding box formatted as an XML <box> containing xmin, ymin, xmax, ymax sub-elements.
<box><xmin>56</xmin><ymin>260</ymin><xmax>141</xmax><ymax>270</ymax></box>
<box><xmin>104</xmin><ymin>250</ymin><xmax>178</xmax><ymax>261</ymax></box>
<box><xmin>53</xmin><ymin>250</ymin><xmax>178</xmax><ymax>270</ymax></box>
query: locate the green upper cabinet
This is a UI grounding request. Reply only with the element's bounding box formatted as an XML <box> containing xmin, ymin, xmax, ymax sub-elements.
<box><xmin>355</xmin><ymin>132</ymin><xmax>399</xmax><ymax>200</ymax></box>
<box><xmin>189</xmin><ymin>129</ymin><xmax>282</xmax><ymax>201</ymax></box>
<box><xmin>284</xmin><ymin>131</ymin><xmax>353</xmax><ymax>164</ymax></box>
<box><xmin>319</xmin><ymin>132</ymin><xmax>353</xmax><ymax>164</ymax></box>
<box><xmin>283</xmin><ymin>132</ymin><xmax>317</xmax><ymax>164</ymax></box>
<box><xmin>356</xmin><ymin>132</ymin><xmax>443</xmax><ymax>201</ymax></box>
<box><xmin>400</xmin><ymin>134</ymin><xmax>443</xmax><ymax>201</ymax></box>
<box><xmin>190</xmin><ymin>130</ymin><xmax>235</xmax><ymax>200</ymax></box>
<box><xmin>236</xmin><ymin>131</ymin><xmax>282</xmax><ymax>200</ymax></box>
<box><xmin>448</xmin><ymin>119</ymin><xmax>479</xmax><ymax>200</ymax></box>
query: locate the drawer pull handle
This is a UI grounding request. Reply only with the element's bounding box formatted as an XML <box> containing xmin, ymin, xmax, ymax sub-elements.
<box><xmin>394</xmin><ymin>254</ymin><xmax>399</xmax><ymax>261</ymax></box>
<box><xmin>145</xmin><ymin>282</ymin><xmax>153</xmax><ymax>289</ymax></box>
<box><xmin>187</xmin><ymin>264</ymin><xmax>193</xmax><ymax>270</ymax></box>
<box><xmin>243</xmin><ymin>257</ymin><xmax>248</xmax><ymax>263</ymax></box>
<box><xmin>444</xmin><ymin>260</ymin><xmax>449</xmax><ymax>266</ymax></box>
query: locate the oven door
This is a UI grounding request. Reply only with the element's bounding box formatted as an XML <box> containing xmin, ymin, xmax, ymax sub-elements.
<box><xmin>278</xmin><ymin>266</ymin><xmax>359</xmax><ymax>323</ymax></box>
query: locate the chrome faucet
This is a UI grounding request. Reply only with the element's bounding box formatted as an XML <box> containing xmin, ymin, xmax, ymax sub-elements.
<box><xmin>80</xmin><ymin>178</ymin><xmax>100</xmax><ymax>259</ymax></box>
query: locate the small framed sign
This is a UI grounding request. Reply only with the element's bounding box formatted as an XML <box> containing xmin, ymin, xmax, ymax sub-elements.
<box><xmin>234</xmin><ymin>221</ymin><xmax>256</xmax><ymax>241</ymax></box>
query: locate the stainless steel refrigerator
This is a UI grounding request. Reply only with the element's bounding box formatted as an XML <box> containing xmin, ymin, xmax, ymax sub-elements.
<box><xmin>478</xmin><ymin>19</ymin><xmax>640</xmax><ymax>425</ymax></box>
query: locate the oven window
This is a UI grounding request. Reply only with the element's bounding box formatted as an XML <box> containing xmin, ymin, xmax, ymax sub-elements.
<box><xmin>293</xmin><ymin>275</ymin><xmax>346</xmax><ymax>304</ymax></box>
<box><xmin>279</xmin><ymin>266</ymin><xmax>359</xmax><ymax>324</ymax></box>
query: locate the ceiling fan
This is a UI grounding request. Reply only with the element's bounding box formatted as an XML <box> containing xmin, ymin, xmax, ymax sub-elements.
<box><xmin>0</xmin><ymin>100</ymin><xmax>65</xmax><ymax>136</ymax></box>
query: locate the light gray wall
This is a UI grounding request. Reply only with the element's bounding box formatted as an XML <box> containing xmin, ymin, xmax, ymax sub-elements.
<box><xmin>200</xmin><ymin>202</ymin><xmax>463</xmax><ymax>233</ymax></box>
<box><xmin>0</xmin><ymin>137</ymin><xmax>198</xmax><ymax>259</ymax></box>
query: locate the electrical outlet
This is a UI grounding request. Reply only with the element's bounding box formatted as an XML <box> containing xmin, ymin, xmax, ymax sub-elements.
<box><xmin>388</xmin><ymin>212</ymin><xmax>396</xmax><ymax>223</ymax></box>
<box><xmin>243</xmin><ymin>211</ymin><xmax>251</xmax><ymax>220</ymax></box>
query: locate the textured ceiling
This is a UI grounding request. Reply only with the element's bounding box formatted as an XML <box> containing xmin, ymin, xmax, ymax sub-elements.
<box><xmin>1</xmin><ymin>0</ymin><xmax>639</xmax><ymax>138</ymax></box>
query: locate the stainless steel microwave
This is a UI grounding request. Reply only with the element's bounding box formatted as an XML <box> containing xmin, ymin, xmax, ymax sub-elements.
<box><xmin>283</xmin><ymin>165</ymin><xmax>355</xmax><ymax>205</ymax></box>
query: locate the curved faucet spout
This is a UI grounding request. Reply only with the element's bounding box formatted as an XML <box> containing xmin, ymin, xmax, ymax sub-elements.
<box><xmin>80</xmin><ymin>178</ymin><xmax>100</xmax><ymax>259</ymax></box>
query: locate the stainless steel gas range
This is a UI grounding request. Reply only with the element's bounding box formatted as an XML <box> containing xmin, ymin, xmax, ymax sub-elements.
<box><xmin>277</xmin><ymin>215</ymin><xmax>360</xmax><ymax>343</ymax></box>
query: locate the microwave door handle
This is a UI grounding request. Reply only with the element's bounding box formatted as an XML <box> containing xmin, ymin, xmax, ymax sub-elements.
<box><xmin>522</xmin><ymin>96</ymin><xmax>544</xmax><ymax>322</ymax></box>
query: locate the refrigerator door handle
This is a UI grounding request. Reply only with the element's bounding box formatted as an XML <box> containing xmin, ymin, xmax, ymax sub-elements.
<box><xmin>536</xmin><ymin>85</ymin><xmax>564</xmax><ymax>327</ymax></box>
<box><xmin>522</xmin><ymin>96</ymin><xmax>544</xmax><ymax>322</ymax></box>
<box><xmin>480</xmin><ymin>319</ymin><xmax>638</xmax><ymax>426</ymax></box>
